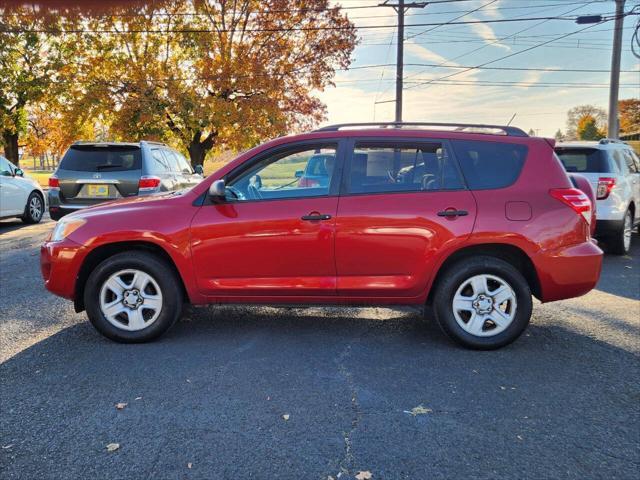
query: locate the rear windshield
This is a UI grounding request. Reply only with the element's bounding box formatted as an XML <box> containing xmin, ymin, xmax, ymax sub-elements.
<box><xmin>450</xmin><ymin>140</ymin><xmax>528</xmax><ymax>190</ymax></box>
<box><xmin>555</xmin><ymin>148</ymin><xmax>611</xmax><ymax>173</ymax></box>
<box><xmin>59</xmin><ymin>146</ymin><xmax>142</xmax><ymax>172</ymax></box>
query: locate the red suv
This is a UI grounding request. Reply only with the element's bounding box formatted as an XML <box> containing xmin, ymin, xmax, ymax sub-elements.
<box><xmin>41</xmin><ymin>123</ymin><xmax>603</xmax><ymax>349</ymax></box>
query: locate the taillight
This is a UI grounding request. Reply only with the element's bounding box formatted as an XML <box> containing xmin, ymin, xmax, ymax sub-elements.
<box><xmin>48</xmin><ymin>176</ymin><xmax>59</xmax><ymax>188</ymax></box>
<box><xmin>550</xmin><ymin>188</ymin><xmax>592</xmax><ymax>224</ymax></box>
<box><xmin>138</xmin><ymin>176</ymin><xmax>161</xmax><ymax>192</ymax></box>
<box><xmin>298</xmin><ymin>177</ymin><xmax>320</xmax><ymax>188</ymax></box>
<box><xmin>596</xmin><ymin>177</ymin><xmax>616</xmax><ymax>199</ymax></box>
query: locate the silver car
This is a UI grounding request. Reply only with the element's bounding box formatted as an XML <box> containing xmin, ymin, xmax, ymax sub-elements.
<box><xmin>48</xmin><ymin>141</ymin><xmax>203</xmax><ymax>221</ymax></box>
<box><xmin>556</xmin><ymin>139</ymin><xmax>640</xmax><ymax>255</ymax></box>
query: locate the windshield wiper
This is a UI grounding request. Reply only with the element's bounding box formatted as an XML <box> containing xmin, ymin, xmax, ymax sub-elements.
<box><xmin>95</xmin><ymin>164</ymin><xmax>124</xmax><ymax>170</ymax></box>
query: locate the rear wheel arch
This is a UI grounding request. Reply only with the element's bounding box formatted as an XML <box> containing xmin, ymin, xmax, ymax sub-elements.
<box><xmin>74</xmin><ymin>241</ymin><xmax>189</xmax><ymax>312</ymax></box>
<box><xmin>427</xmin><ymin>243</ymin><xmax>541</xmax><ymax>304</ymax></box>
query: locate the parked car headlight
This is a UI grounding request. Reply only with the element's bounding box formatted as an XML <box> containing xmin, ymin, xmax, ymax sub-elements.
<box><xmin>50</xmin><ymin>218</ymin><xmax>86</xmax><ymax>242</ymax></box>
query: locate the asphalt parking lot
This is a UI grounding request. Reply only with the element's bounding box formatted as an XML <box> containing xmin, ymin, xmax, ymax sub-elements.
<box><xmin>1</xmin><ymin>216</ymin><xmax>638</xmax><ymax>480</ymax></box>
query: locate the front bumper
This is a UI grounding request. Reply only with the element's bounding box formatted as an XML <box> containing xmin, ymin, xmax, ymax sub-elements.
<box><xmin>41</xmin><ymin>238</ymin><xmax>88</xmax><ymax>300</ymax></box>
<box><xmin>534</xmin><ymin>240</ymin><xmax>603</xmax><ymax>302</ymax></box>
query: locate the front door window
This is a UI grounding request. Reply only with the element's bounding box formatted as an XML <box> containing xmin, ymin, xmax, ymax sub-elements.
<box><xmin>226</xmin><ymin>145</ymin><xmax>338</xmax><ymax>201</ymax></box>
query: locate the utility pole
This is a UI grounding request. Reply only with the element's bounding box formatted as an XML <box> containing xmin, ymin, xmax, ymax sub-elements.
<box><xmin>576</xmin><ymin>1</ymin><xmax>626</xmax><ymax>139</ymax></box>
<box><xmin>608</xmin><ymin>0</ymin><xmax>625</xmax><ymax>139</ymax></box>
<box><xmin>380</xmin><ymin>1</ymin><xmax>427</xmax><ymax>123</ymax></box>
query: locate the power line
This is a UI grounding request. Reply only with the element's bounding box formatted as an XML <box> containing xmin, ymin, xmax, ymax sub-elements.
<box><xmin>396</xmin><ymin>0</ymin><xmax>614</xmax><ymax>91</ymax></box>
<box><xmin>405</xmin><ymin>0</ymin><xmax>499</xmax><ymax>41</ymax></box>
<box><xmin>377</xmin><ymin>0</ymin><xmax>604</xmax><ymax>101</ymax></box>
<box><xmin>404</xmin><ymin>19</ymin><xmax>612</xmax><ymax>94</ymax></box>
<box><xmin>4</xmin><ymin>14</ymin><xmax>623</xmax><ymax>34</ymax></box>
<box><xmin>349</xmin><ymin>63</ymin><xmax>638</xmax><ymax>73</ymax></box>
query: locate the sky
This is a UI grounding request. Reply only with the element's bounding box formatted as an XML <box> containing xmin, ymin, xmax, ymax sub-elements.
<box><xmin>318</xmin><ymin>0</ymin><xmax>640</xmax><ymax>136</ymax></box>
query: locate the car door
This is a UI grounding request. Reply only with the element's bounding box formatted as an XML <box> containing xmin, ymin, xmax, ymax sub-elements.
<box><xmin>334</xmin><ymin>138</ymin><xmax>477</xmax><ymax>298</ymax></box>
<box><xmin>0</xmin><ymin>156</ymin><xmax>26</xmax><ymax>216</ymax></box>
<box><xmin>190</xmin><ymin>140</ymin><xmax>345</xmax><ymax>298</ymax></box>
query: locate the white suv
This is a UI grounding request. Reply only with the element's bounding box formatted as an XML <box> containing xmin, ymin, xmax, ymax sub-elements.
<box><xmin>556</xmin><ymin>140</ymin><xmax>640</xmax><ymax>255</ymax></box>
<box><xmin>0</xmin><ymin>155</ymin><xmax>46</xmax><ymax>224</ymax></box>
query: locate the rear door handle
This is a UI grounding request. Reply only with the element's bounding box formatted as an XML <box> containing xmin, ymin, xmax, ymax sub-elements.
<box><xmin>437</xmin><ymin>209</ymin><xmax>468</xmax><ymax>217</ymax></box>
<box><xmin>301</xmin><ymin>214</ymin><xmax>332</xmax><ymax>221</ymax></box>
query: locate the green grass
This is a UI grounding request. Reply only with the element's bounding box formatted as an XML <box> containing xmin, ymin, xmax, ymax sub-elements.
<box><xmin>259</xmin><ymin>158</ymin><xmax>308</xmax><ymax>187</ymax></box>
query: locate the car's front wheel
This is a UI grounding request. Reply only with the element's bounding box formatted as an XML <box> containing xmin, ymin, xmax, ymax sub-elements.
<box><xmin>432</xmin><ymin>256</ymin><xmax>533</xmax><ymax>350</ymax></box>
<box><xmin>21</xmin><ymin>191</ymin><xmax>44</xmax><ymax>224</ymax></box>
<box><xmin>84</xmin><ymin>251</ymin><xmax>183</xmax><ymax>343</ymax></box>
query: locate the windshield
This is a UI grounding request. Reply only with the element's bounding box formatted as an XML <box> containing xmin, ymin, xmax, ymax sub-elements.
<box><xmin>59</xmin><ymin>146</ymin><xmax>142</xmax><ymax>172</ymax></box>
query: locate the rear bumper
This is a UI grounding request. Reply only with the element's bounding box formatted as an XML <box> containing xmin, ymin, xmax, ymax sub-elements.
<box><xmin>534</xmin><ymin>240</ymin><xmax>603</xmax><ymax>302</ymax></box>
<box><xmin>41</xmin><ymin>239</ymin><xmax>88</xmax><ymax>300</ymax></box>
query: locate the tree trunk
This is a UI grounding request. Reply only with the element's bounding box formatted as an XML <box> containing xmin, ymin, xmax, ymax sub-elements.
<box><xmin>2</xmin><ymin>131</ymin><xmax>19</xmax><ymax>166</ymax></box>
<box><xmin>187</xmin><ymin>141</ymin><xmax>207</xmax><ymax>169</ymax></box>
<box><xmin>186</xmin><ymin>130</ymin><xmax>218</xmax><ymax>169</ymax></box>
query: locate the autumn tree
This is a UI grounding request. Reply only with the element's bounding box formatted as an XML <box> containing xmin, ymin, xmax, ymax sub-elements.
<box><xmin>554</xmin><ymin>129</ymin><xmax>565</xmax><ymax>142</ymax></box>
<box><xmin>72</xmin><ymin>0</ymin><xmax>357</xmax><ymax>167</ymax></box>
<box><xmin>577</xmin><ymin>115</ymin><xmax>604</xmax><ymax>141</ymax></box>
<box><xmin>0</xmin><ymin>8</ymin><xmax>76</xmax><ymax>165</ymax></box>
<box><xmin>619</xmin><ymin>98</ymin><xmax>640</xmax><ymax>133</ymax></box>
<box><xmin>565</xmin><ymin>105</ymin><xmax>606</xmax><ymax>140</ymax></box>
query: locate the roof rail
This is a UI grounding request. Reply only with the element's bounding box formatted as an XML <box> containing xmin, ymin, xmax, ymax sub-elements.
<box><xmin>141</xmin><ymin>140</ymin><xmax>167</xmax><ymax>146</ymax></box>
<box><xmin>313</xmin><ymin>122</ymin><xmax>529</xmax><ymax>137</ymax></box>
<box><xmin>599</xmin><ymin>138</ymin><xmax>627</xmax><ymax>145</ymax></box>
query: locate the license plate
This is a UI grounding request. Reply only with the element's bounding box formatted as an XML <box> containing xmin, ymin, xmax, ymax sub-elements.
<box><xmin>87</xmin><ymin>184</ymin><xmax>110</xmax><ymax>197</ymax></box>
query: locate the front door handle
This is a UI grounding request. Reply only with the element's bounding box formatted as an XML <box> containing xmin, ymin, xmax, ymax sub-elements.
<box><xmin>301</xmin><ymin>213</ymin><xmax>332</xmax><ymax>221</ymax></box>
<box><xmin>437</xmin><ymin>209</ymin><xmax>469</xmax><ymax>217</ymax></box>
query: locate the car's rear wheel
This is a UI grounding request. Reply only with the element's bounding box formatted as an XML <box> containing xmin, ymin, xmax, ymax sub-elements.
<box><xmin>21</xmin><ymin>192</ymin><xmax>43</xmax><ymax>224</ymax></box>
<box><xmin>432</xmin><ymin>256</ymin><xmax>532</xmax><ymax>350</ymax></box>
<box><xmin>84</xmin><ymin>251</ymin><xmax>183</xmax><ymax>343</ymax></box>
<box><xmin>609</xmin><ymin>209</ymin><xmax>633</xmax><ymax>256</ymax></box>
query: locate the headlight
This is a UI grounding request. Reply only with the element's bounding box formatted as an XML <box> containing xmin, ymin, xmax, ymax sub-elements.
<box><xmin>50</xmin><ymin>217</ymin><xmax>86</xmax><ymax>242</ymax></box>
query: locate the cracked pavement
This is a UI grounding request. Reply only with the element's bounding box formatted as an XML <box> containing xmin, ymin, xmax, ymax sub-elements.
<box><xmin>1</xmin><ymin>216</ymin><xmax>639</xmax><ymax>479</ymax></box>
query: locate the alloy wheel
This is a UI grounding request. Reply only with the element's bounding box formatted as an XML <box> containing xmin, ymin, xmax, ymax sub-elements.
<box><xmin>29</xmin><ymin>196</ymin><xmax>42</xmax><ymax>221</ymax></box>
<box><xmin>452</xmin><ymin>274</ymin><xmax>517</xmax><ymax>337</ymax></box>
<box><xmin>99</xmin><ymin>269</ymin><xmax>163</xmax><ymax>331</ymax></box>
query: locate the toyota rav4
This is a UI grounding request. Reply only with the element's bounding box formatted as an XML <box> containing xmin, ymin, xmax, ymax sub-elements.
<box><xmin>41</xmin><ymin>122</ymin><xmax>603</xmax><ymax>349</ymax></box>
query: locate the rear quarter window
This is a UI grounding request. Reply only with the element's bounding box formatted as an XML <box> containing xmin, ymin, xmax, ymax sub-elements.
<box><xmin>59</xmin><ymin>146</ymin><xmax>142</xmax><ymax>172</ymax></box>
<box><xmin>555</xmin><ymin>148</ymin><xmax>612</xmax><ymax>173</ymax></box>
<box><xmin>451</xmin><ymin>140</ymin><xmax>527</xmax><ymax>190</ymax></box>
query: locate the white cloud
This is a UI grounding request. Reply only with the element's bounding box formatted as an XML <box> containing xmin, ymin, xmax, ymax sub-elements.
<box><xmin>466</xmin><ymin>16</ymin><xmax>510</xmax><ymax>51</ymax></box>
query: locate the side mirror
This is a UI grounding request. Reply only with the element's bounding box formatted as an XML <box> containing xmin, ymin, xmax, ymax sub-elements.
<box><xmin>295</xmin><ymin>170</ymin><xmax>303</xmax><ymax>178</ymax></box>
<box><xmin>14</xmin><ymin>168</ymin><xmax>24</xmax><ymax>177</ymax></box>
<box><xmin>208</xmin><ymin>179</ymin><xmax>226</xmax><ymax>199</ymax></box>
<box><xmin>194</xmin><ymin>164</ymin><xmax>204</xmax><ymax>175</ymax></box>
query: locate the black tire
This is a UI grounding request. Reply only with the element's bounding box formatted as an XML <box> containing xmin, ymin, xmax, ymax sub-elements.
<box><xmin>49</xmin><ymin>210</ymin><xmax>63</xmax><ymax>221</ymax></box>
<box><xmin>84</xmin><ymin>251</ymin><xmax>183</xmax><ymax>343</ymax></box>
<box><xmin>432</xmin><ymin>256</ymin><xmax>533</xmax><ymax>350</ymax></box>
<box><xmin>608</xmin><ymin>209</ymin><xmax>633</xmax><ymax>256</ymax></box>
<box><xmin>21</xmin><ymin>191</ymin><xmax>44</xmax><ymax>224</ymax></box>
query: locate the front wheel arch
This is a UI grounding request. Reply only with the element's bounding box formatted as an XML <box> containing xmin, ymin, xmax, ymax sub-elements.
<box><xmin>74</xmin><ymin>241</ymin><xmax>189</xmax><ymax>313</ymax></box>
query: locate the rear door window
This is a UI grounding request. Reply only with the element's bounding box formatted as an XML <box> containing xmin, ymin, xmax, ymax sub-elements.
<box><xmin>162</xmin><ymin>149</ymin><xmax>182</xmax><ymax>173</ymax></box>
<box><xmin>622</xmin><ymin>149</ymin><xmax>639</xmax><ymax>173</ymax></box>
<box><xmin>555</xmin><ymin>148</ymin><xmax>611</xmax><ymax>174</ymax></box>
<box><xmin>59</xmin><ymin>146</ymin><xmax>142</xmax><ymax>172</ymax></box>
<box><xmin>451</xmin><ymin>140</ymin><xmax>527</xmax><ymax>189</ymax></box>
<box><xmin>148</xmin><ymin>149</ymin><xmax>172</xmax><ymax>174</ymax></box>
<box><xmin>174</xmin><ymin>152</ymin><xmax>194</xmax><ymax>174</ymax></box>
<box><xmin>346</xmin><ymin>141</ymin><xmax>464</xmax><ymax>194</ymax></box>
